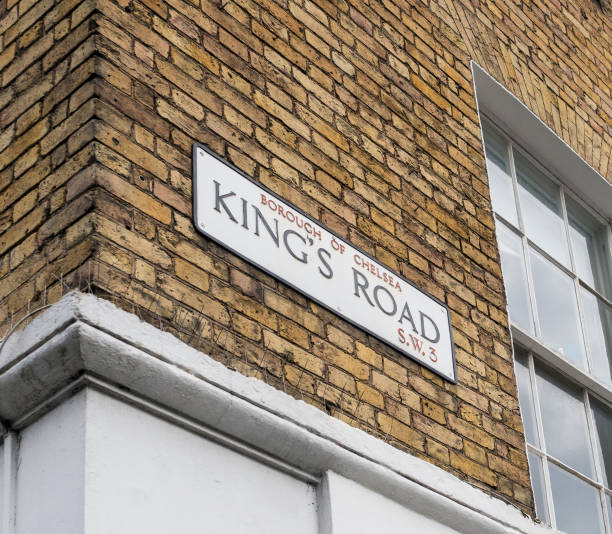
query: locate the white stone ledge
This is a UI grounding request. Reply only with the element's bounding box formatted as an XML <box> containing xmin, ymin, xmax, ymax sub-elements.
<box><xmin>0</xmin><ymin>293</ymin><xmax>557</xmax><ymax>534</ymax></box>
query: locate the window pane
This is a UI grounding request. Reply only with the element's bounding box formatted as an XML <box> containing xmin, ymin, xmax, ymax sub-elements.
<box><xmin>591</xmin><ymin>397</ymin><xmax>612</xmax><ymax>489</ymax></box>
<box><xmin>497</xmin><ymin>223</ymin><xmax>534</xmax><ymax>334</ymax></box>
<box><xmin>607</xmin><ymin>494</ymin><xmax>612</xmax><ymax>529</ymax></box>
<box><xmin>530</xmin><ymin>248</ymin><xmax>586</xmax><ymax>367</ymax></box>
<box><xmin>581</xmin><ymin>288</ymin><xmax>612</xmax><ymax>385</ymax></box>
<box><xmin>549</xmin><ymin>464</ymin><xmax>605</xmax><ymax>534</ymax></box>
<box><xmin>516</xmin><ymin>151</ymin><xmax>570</xmax><ymax>266</ymax></box>
<box><xmin>566</xmin><ymin>195</ymin><xmax>610</xmax><ymax>295</ymax></box>
<box><xmin>514</xmin><ymin>347</ymin><xmax>539</xmax><ymax>446</ymax></box>
<box><xmin>528</xmin><ymin>452</ymin><xmax>549</xmax><ymax>525</ymax></box>
<box><xmin>482</xmin><ymin>122</ymin><xmax>518</xmax><ymax>225</ymax></box>
<box><xmin>535</xmin><ymin>364</ymin><xmax>594</xmax><ymax>476</ymax></box>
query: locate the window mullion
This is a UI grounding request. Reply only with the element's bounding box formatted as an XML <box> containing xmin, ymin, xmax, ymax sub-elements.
<box><xmin>507</xmin><ymin>140</ymin><xmax>540</xmax><ymax>337</ymax></box>
<box><xmin>576</xmin><ymin>276</ymin><xmax>594</xmax><ymax>374</ymax></box>
<box><xmin>583</xmin><ymin>392</ymin><xmax>603</xmax><ymax>484</ymax></box>
<box><xmin>560</xmin><ymin>185</ymin><xmax>577</xmax><ymax>274</ymax></box>
<box><xmin>562</xmin><ymin>185</ymin><xmax>594</xmax><ymax>374</ymax></box>
<box><xmin>528</xmin><ymin>351</ymin><xmax>556</xmax><ymax>527</ymax></box>
<box><xmin>507</xmin><ymin>142</ymin><xmax>524</xmax><ymax>232</ymax></box>
<box><xmin>599</xmin><ymin>482</ymin><xmax>611</xmax><ymax>534</ymax></box>
<box><xmin>522</xmin><ymin>236</ymin><xmax>541</xmax><ymax>338</ymax></box>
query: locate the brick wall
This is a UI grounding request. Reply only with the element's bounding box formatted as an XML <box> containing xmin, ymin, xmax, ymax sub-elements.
<box><xmin>1</xmin><ymin>0</ymin><xmax>610</xmax><ymax>515</ymax></box>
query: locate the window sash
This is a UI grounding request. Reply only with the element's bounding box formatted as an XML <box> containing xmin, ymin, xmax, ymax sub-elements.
<box><xmin>518</xmin><ymin>349</ymin><xmax>612</xmax><ymax>533</ymax></box>
<box><xmin>483</xmin><ymin>117</ymin><xmax>612</xmax><ymax>383</ymax></box>
<box><xmin>481</xmin><ymin>117</ymin><xmax>612</xmax><ymax>533</ymax></box>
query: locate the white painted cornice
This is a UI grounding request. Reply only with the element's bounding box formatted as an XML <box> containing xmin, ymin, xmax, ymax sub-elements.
<box><xmin>0</xmin><ymin>293</ymin><xmax>558</xmax><ymax>534</ymax></box>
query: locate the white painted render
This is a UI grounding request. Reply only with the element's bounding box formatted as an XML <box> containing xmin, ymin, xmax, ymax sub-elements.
<box><xmin>14</xmin><ymin>391</ymin><xmax>86</xmax><ymax>534</ymax></box>
<box><xmin>319</xmin><ymin>471</ymin><xmax>461</xmax><ymax>534</ymax></box>
<box><xmin>85</xmin><ymin>389</ymin><xmax>318</xmax><ymax>534</ymax></box>
<box><xmin>0</xmin><ymin>293</ymin><xmax>560</xmax><ymax>534</ymax></box>
<box><xmin>0</xmin><ymin>440</ymin><xmax>4</xmax><ymax>517</ymax></box>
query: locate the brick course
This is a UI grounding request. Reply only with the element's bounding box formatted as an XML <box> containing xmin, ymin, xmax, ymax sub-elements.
<box><xmin>1</xmin><ymin>0</ymin><xmax>610</xmax><ymax>516</ymax></box>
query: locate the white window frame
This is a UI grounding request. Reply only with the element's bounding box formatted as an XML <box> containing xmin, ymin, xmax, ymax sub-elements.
<box><xmin>519</xmin><ymin>347</ymin><xmax>612</xmax><ymax>532</ymax></box>
<box><xmin>473</xmin><ymin>61</ymin><xmax>612</xmax><ymax>532</ymax></box>
<box><xmin>482</xmin><ymin>117</ymin><xmax>612</xmax><ymax>403</ymax></box>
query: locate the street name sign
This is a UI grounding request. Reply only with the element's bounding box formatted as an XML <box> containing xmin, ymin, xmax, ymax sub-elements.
<box><xmin>193</xmin><ymin>145</ymin><xmax>456</xmax><ymax>382</ymax></box>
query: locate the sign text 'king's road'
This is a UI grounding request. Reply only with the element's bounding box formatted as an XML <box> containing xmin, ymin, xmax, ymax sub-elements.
<box><xmin>193</xmin><ymin>145</ymin><xmax>456</xmax><ymax>382</ymax></box>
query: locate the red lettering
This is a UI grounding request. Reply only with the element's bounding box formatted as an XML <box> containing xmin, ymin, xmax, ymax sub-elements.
<box><xmin>429</xmin><ymin>347</ymin><xmax>438</xmax><ymax>362</ymax></box>
<box><xmin>261</xmin><ymin>194</ymin><xmax>268</xmax><ymax>205</ymax></box>
<box><xmin>398</xmin><ymin>328</ymin><xmax>406</xmax><ymax>344</ymax></box>
<box><xmin>409</xmin><ymin>335</ymin><xmax>423</xmax><ymax>354</ymax></box>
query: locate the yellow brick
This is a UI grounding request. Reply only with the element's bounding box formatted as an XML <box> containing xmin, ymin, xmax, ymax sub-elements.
<box><xmin>264</xmin><ymin>330</ymin><xmax>326</xmax><ymax>377</ymax></box>
<box><xmin>263</xmin><ymin>289</ymin><xmax>323</xmax><ymax>334</ymax></box>
<box><xmin>313</xmin><ymin>337</ymin><xmax>370</xmax><ymax>380</ymax></box>
<box><xmin>212</xmin><ymin>279</ymin><xmax>277</xmax><ymax>330</ymax></box>
<box><xmin>96</xmin><ymin>215</ymin><xmax>172</xmax><ymax>269</ymax></box>
<box><xmin>232</xmin><ymin>313</ymin><xmax>262</xmax><ymax>342</ymax></box>
<box><xmin>96</xmin><ymin>166</ymin><xmax>172</xmax><ymax>224</ymax></box>
<box><xmin>158</xmin><ymin>272</ymin><xmax>230</xmax><ymax>325</ymax></box>
<box><xmin>174</xmin><ymin>257</ymin><xmax>210</xmax><ymax>291</ymax></box>
<box><xmin>172</xmin><ymin>88</ymin><xmax>204</xmax><ymax>120</ymax></box>
<box><xmin>451</xmin><ymin>452</ymin><xmax>497</xmax><ymax>486</ymax></box>
<box><xmin>134</xmin><ymin>258</ymin><xmax>156</xmax><ymax>286</ymax></box>
<box><xmin>422</xmin><ymin>399</ymin><xmax>447</xmax><ymax>425</ymax></box>
<box><xmin>278</xmin><ymin>316</ymin><xmax>310</xmax><ymax>349</ymax></box>
<box><xmin>426</xmin><ymin>437</ymin><xmax>450</xmax><ymax>464</ymax></box>
<box><xmin>356</xmin><ymin>381</ymin><xmax>384</xmax><ymax>408</ymax></box>
<box><xmin>372</xmin><ymin>370</ymin><xmax>400</xmax><ymax>399</ymax></box>
<box><xmin>376</xmin><ymin>413</ymin><xmax>425</xmax><ymax>452</ymax></box>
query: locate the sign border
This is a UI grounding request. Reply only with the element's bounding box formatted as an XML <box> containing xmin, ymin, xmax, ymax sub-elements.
<box><xmin>192</xmin><ymin>143</ymin><xmax>457</xmax><ymax>383</ymax></box>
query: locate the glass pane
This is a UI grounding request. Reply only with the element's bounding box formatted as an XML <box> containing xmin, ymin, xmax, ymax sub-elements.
<box><xmin>516</xmin><ymin>151</ymin><xmax>570</xmax><ymax>266</ymax></box>
<box><xmin>591</xmin><ymin>397</ymin><xmax>612</xmax><ymax>489</ymax></box>
<box><xmin>581</xmin><ymin>288</ymin><xmax>612</xmax><ymax>385</ymax></box>
<box><xmin>535</xmin><ymin>364</ymin><xmax>594</xmax><ymax>476</ymax></box>
<box><xmin>566</xmin><ymin>195</ymin><xmax>610</xmax><ymax>295</ymax></box>
<box><xmin>549</xmin><ymin>463</ymin><xmax>605</xmax><ymax>534</ymax></box>
<box><xmin>528</xmin><ymin>452</ymin><xmax>550</xmax><ymax>525</ymax></box>
<box><xmin>607</xmin><ymin>494</ymin><xmax>612</xmax><ymax>529</ymax></box>
<box><xmin>497</xmin><ymin>223</ymin><xmax>534</xmax><ymax>334</ymax></box>
<box><xmin>482</xmin><ymin>122</ymin><xmax>518</xmax><ymax>225</ymax></box>
<box><xmin>530</xmin><ymin>248</ymin><xmax>586</xmax><ymax>366</ymax></box>
<box><xmin>514</xmin><ymin>347</ymin><xmax>539</xmax><ymax>446</ymax></box>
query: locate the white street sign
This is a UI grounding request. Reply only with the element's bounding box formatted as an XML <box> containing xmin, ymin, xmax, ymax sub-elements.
<box><xmin>193</xmin><ymin>145</ymin><xmax>456</xmax><ymax>382</ymax></box>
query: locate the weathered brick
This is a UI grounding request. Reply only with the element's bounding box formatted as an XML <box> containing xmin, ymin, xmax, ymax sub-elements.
<box><xmin>264</xmin><ymin>330</ymin><xmax>326</xmax><ymax>377</ymax></box>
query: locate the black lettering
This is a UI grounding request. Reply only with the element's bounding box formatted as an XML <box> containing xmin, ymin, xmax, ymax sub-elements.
<box><xmin>317</xmin><ymin>248</ymin><xmax>333</xmax><ymax>279</ymax></box>
<box><xmin>214</xmin><ymin>180</ymin><xmax>237</xmax><ymax>223</ymax></box>
<box><xmin>420</xmin><ymin>312</ymin><xmax>440</xmax><ymax>343</ymax></box>
<box><xmin>241</xmin><ymin>198</ymin><xmax>248</xmax><ymax>229</ymax></box>
<box><xmin>283</xmin><ymin>229</ymin><xmax>308</xmax><ymax>263</ymax></box>
<box><xmin>352</xmin><ymin>268</ymin><xmax>375</xmax><ymax>307</ymax></box>
<box><xmin>253</xmin><ymin>206</ymin><xmax>279</xmax><ymax>247</ymax></box>
<box><xmin>398</xmin><ymin>302</ymin><xmax>418</xmax><ymax>333</ymax></box>
<box><xmin>373</xmin><ymin>285</ymin><xmax>397</xmax><ymax>316</ymax></box>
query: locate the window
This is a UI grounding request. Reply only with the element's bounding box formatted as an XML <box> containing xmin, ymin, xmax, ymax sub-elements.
<box><xmin>481</xmin><ymin>118</ymin><xmax>612</xmax><ymax>534</ymax></box>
